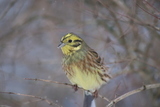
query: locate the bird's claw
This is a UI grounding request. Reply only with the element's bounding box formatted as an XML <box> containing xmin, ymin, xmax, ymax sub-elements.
<box><xmin>93</xmin><ymin>90</ymin><xmax>98</xmax><ymax>98</ymax></box>
<box><xmin>72</xmin><ymin>84</ymin><xmax>78</xmax><ymax>91</ymax></box>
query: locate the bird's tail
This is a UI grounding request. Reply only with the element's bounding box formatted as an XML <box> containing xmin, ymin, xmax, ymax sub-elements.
<box><xmin>83</xmin><ymin>91</ymin><xmax>96</xmax><ymax>107</ymax></box>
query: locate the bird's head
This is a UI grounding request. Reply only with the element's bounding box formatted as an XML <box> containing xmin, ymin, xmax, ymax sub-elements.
<box><xmin>58</xmin><ymin>33</ymin><xmax>84</xmax><ymax>55</ymax></box>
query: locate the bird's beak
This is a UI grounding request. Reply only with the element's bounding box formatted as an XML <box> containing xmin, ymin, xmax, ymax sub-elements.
<box><xmin>58</xmin><ymin>42</ymin><xmax>65</xmax><ymax>48</ymax></box>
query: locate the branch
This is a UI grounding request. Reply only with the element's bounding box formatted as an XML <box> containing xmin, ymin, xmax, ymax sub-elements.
<box><xmin>136</xmin><ymin>3</ymin><xmax>160</xmax><ymax>20</ymax></box>
<box><xmin>25</xmin><ymin>78</ymin><xmax>110</xmax><ymax>102</ymax></box>
<box><xmin>106</xmin><ymin>83</ymin><xmax>160</xmax><ymax>107</ymax></box>
<box><xmin>25</xmin><ymin>78</ymin><xmax>73</xmax><ymax>86</ymax></box>
<box><xmin>0</xmin><ymin>0</ymin><xmax>18</xmax><ymax>20</ymax></box>
<box><xmin>0</xmin><ymin>91</ymin><xmax>61</xmax><ymax>107</ymax></box>
<box><xmin>146</xmin><ymin>24</ymin><xmax>160</xmax><ymax>31</ymax></box>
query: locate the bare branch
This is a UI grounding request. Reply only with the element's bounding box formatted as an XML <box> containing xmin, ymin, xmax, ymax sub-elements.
<box><xmin>0</xmin><ymin>0</ymin><xmax>18</xmax><ymax>20</ymax></box>
<box><xmin>142</xmin><ymin>0</ymin><xmax>160</xmax><ymax>13</ymax></box>
<box><xmin>25</xmin><ymin>78</ymin><xmax>74</xmax><ymax>87</ymax></box>
<box><xmin>25</xmin><ymin>78</ymin><xmax>110</xmax><ymax>102</ymax></box>
<box><xmin>98</xmin><ymin>94</ymin><xmax>110</xmax><ymax>102</ymax></box>
<box><xmin>106</xmin><ymin>83</ymin><xmax>160</xmax><ymax>107</ymax></box>
<box><xmin>146</xmin><ymin>24</ymin><xmax>160</xmax><ymax>31</ymax></box>
<box><xmin>136</xmin><ymin>3</ymin><xmax>160</xmax><ymax>20</ymax></box>
<box><xmin>0</xmin><ymin>91</ymin><xmax>62</xmax><ymax>107</ymax></box>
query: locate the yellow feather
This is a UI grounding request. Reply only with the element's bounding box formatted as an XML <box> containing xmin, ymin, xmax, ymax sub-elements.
<box><xmin>59</xmin><ymin>33</ymin><xmax>111</xmax><ymax>92</ymax></box>
<box><xmin>68</xmin><ymin>66</ymin><xmax>104</xmax><ymax>91</ymax></box>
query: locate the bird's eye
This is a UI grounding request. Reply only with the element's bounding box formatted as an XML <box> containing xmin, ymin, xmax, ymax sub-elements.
<box><xmin>68</xmin><ymin>39</ymin><xmax>72</xmax><ymax>43</ymax></box>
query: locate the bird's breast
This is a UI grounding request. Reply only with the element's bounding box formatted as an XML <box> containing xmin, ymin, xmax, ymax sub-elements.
<box><xmin>62</xmin><ymin>52</ymin><xmax>107</xmax><ymax>91</ymax></box>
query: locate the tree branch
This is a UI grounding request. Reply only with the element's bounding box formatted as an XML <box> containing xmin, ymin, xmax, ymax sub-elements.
<box><xmin>0</xmin><ymin>91</ymin><xmax>61</xmax><ymax>107</ymax></box>
<box><xmin>25</xmin><ymin>78</ymin><xmax>110</xmax><ymax>102</ymax></box>
<box><xmin>106</xmin><ymin>83</ymin><xmax>160</xmax><ymax>107</ymax></box>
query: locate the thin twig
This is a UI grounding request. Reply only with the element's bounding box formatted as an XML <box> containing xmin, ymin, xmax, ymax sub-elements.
<box><xmin>106</xmin><ymin>58</ymin><xmax>133</xmax><ymax>65</ymax></box>
<box><xmin>143</xmin><ymin>0</ymin><xmax>160</xmax><ymax>13</ymax></box>
<box><xmin>25</xmin><ymin>78</ymin><xmax>73</xmax><ymax>87</ymax></box>
<box><xmin>98</xmin><ymin>94</ymin><xmax>110</xmax><ymax>102</ymax></box>
<box><xmin>136</xmin><ymin>58</ymin><xmax>160</xmax><ymax>71</ymax></box>
<box><xmin>106</xmin><ymin>83</ymin><xmax>160</xmax><ymax>107</ymax></box>
<box><xmin>146</xmin><ymin>24</ymin><xmax>160</xmax><ymax>31</ymax></box>
<box><xmin>25</xmin><ymin>78</ymin><xmax>110</xmax><ymax>102</ymax></box>
<box><xmin>0</xmin><ymin>91</ymin><xmax>62</xmax><ymax>107</ymax></box>
<box><xmin>136</xmin><ymin>3</ymin><xmax>160</xmax><ymax>20</ymax></box>
<box><xmin>0</xmin><ymin>0</ymin><xmax>18</xmax><ymax>20</ymax></box>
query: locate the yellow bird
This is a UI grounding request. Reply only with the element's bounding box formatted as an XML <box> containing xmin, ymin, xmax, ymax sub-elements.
<box><xmin>58</xmin><ymin>33</ymin><xmax>111</xmax><ymax>107</ymax></box>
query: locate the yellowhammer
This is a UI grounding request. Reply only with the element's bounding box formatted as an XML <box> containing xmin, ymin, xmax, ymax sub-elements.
<box><xmin>58</xmin><ymin>33</ymin><xmax>111</xmax><ymax>107</ymax></box>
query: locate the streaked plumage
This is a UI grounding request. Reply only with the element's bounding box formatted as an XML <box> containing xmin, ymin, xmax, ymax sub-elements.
<box><xmin>58</xmin><ymin>33</ymin><xmax>111</xmax><ymax>106</ymax></box>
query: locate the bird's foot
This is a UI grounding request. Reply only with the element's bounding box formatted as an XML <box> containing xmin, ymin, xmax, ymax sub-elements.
<box><xmin>72</xmin><ymin>84</ymin><xmax>78</xmax><ymax>91</ymax></box>
<box><xmin>93</xmin><ymin>90</ymin><xmax>98</xmax><ymax>98</ymax></box>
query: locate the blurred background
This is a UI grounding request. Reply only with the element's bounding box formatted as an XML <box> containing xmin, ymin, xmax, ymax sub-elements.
<box><xmin>0</xmin><ymin>0</ymin><xmax>160</xmax><ymax>107</ymax></box>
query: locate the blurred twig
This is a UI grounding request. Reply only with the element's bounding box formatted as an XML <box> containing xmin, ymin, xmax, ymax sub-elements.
<box><xmin>142</xmin><ymin>0</ymin><xmax>160</xmax><ymax>13</ymax></box>
<box><xmin>146</xmin><ymin>24</ymin><xmax>160</xmax><ymax>31</ymax></box>
<box><xmin>0</xmin><ymin>91</ymin><xmax>62</xmax><ymax>107</ymax></box>
<box><xmin>106</xmin><ymin>83</ymin><xmax>160</xmax><ymax>107</ymax></box>
<box><xmin>136</xmin><ymin>3</ymin><xmax>160</xmax><ymax>20</ymax></box>
<box><xmin>0</xmin><ymin>0</ymin><xmax>18</xmax><ymax>20</ymax></box>
<box><xmin>109</xmin><ymin>58</ymin><xmax>136</xmax><ymax>78</ymax></box>
<box><xmin>136</xmin><ymin>58</ymin><xmax>160</xmax><ymax>71</ymax></box>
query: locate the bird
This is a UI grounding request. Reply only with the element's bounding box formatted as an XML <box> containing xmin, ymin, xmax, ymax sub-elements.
<box><xmin>58</xmin><ymin>33</ymin><xmax>111</xmax><ymax>107</ymax></box>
